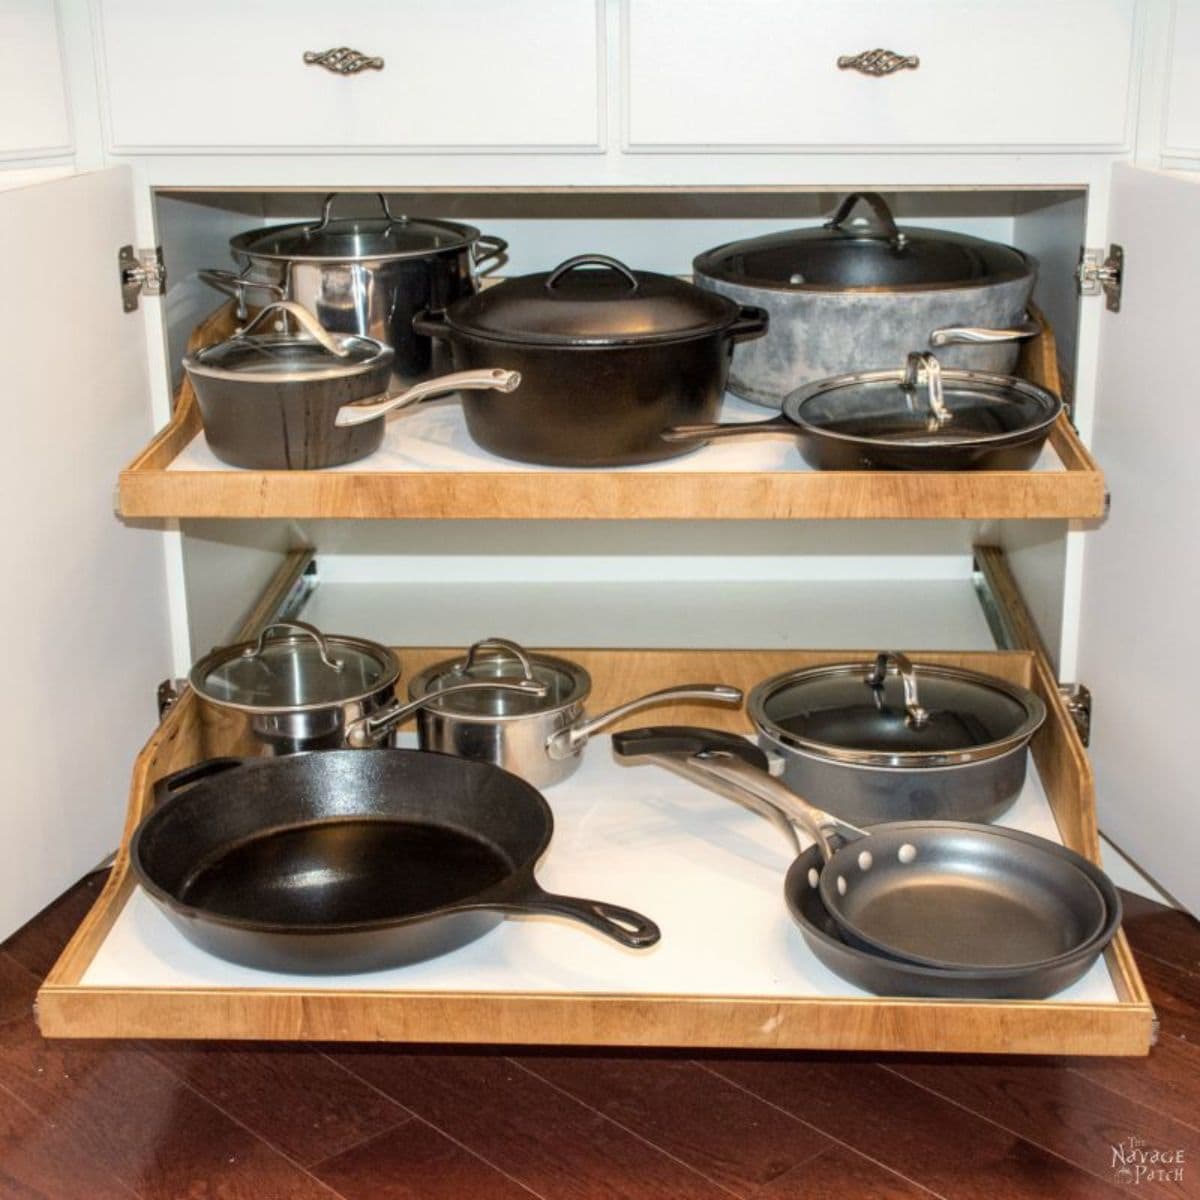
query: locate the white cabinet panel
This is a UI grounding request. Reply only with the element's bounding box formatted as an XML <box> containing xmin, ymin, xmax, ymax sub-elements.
<box><xmin>1164</xmin><ymin>0</ymin><xmax>1200</xmax><ymax>158</ymax></box>
<box><xmin>0</xmin><ymin>167</ymin><xmax>170</xmax><ymax>936</ymax></box>
<box><xmin>96</xmin><ymin>0</ymin><xmax>603</xmax><ymax>153</ymax></box>
<box><xmin>0</xmin><ymin>0</ymin><xmax>71</xmax><ymax>160</ymax></box>
<box><xmin>1079</xmin><ymin>164</ymin><xmax>1199</xmax><ymax>914</ymax></box>
<box><xmin>625</xmin><ymin>0</ymin><xmax>1136</xmax><ymax>151</ymax></box>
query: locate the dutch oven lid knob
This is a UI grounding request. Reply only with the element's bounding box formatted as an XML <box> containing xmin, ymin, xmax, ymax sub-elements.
<box><xmin>545</xmin><ymin>254</ymin><xmax>641</xmax><ymax>295</ymax></box>
<box><xmin>865</xmin><ymin>651</ymin><xmax>930</xmax><ymax>729</ymax></box>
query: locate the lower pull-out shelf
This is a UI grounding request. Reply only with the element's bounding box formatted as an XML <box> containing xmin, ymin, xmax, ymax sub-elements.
<box><xmin>38</xmin><ymin>649</ymin><xmax>1154</xmax><ymax>1054</ymax></box>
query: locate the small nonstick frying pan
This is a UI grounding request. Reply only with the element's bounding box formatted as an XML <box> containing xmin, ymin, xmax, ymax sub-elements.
<box><xmin>132</xmin><ymin>749</ymin><xmax>660</xmax><ymax>974</ymax></box>
<box><xmin>613</xmin><ymin>727</ymin><xmax>1118</xmax><ymax>976</ymax></box>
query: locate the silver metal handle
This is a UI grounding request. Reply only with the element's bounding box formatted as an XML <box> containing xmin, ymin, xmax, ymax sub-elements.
<box><xmin>837</xmin><ymin>49</ymin><xmax>919</xmax><ymax>76</ymax></box>
<box><xmin>548</xmin><ymin>684</ymin><xmax>743</xmax><ymax>760</ymax></box>
<box><xmin>472</xmin><ymin>235</ymin><xmax>509</xmax><ymax>275</ymax></box>
<box><xmin>929</xmin><ymin>320</ymin><xmax>1041</xmax><ymax>347</ymax></box>
<box><xmin>198</xmin><ymin>269</ymin><xmax>286</xmax><ymax>322</ymax></box>
<box><xmin>303</xmin><ymin>48</ymin><xmax>385</xmax><ymax>75</ymax></box>
<box><xmin>237</xmin><ymin>301</ymin><xmax>349</xmax><ymax>359</ymax></box>
<box><xmin>334</xmin><ymin>368</ymin><xmax>521</xmax><ymax>427</ymax></box>
<box><xmin>901</xmin><ymin>352</ymin><xmax>950</xmax><ymax>427</ymax></box>
<box><xmin>345</xmin><ymin>679</ymin><xmax>548</xmax><ymax>748</ymax></box>
<box><xmin>310</xmin><ymin>193</ymin><xmax>403</xmax><ymax>235</ymax></box>
<box><xmin>453</xmin><ymin>638</ymin><xmax>538</xmax><ymax>683</ymax></box>
<box><xmin>242</xmin><ymin>621</ymin><xmax>343</xmax><ymax>671</ymax></box>
<box><xmin>865</xmin><ymin>651</ymin><xmax>930</xmax><ymax>729</ymax></box>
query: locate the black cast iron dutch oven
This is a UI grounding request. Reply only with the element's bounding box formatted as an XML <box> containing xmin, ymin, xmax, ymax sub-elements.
<box><xmin>413</xmin><ymin>254</ymin><xmax>769</xmax><ymax>466</ymax></box>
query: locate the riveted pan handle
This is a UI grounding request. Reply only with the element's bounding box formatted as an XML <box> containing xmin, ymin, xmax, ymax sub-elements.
<box><xmin>929</xmin><ymin>319</ymin><xmax>1040</xmax><ymax>347</ymax></box>
<box><xmin>334</xmin><ymin>368</ymin><xmax>521</xmax><ymax>427</ymax></box>
<box><xmin>661</xmin><ymin>414</ymin><xmax>795</xmax><ymax>444</ymax></box>
<box><xmin>545</xmin><ymin>254</ymin><xmax>639</xmax><ymax>293</ymax></box>
<box><xmin>152</xmin><ymin>758</ymin><xmax>245</xmax><ymax>806</ymax></box>
<box><xmin>487</xmin><ymin>877</ymin><xmax>660</xmax><ymax>949</ymax></box>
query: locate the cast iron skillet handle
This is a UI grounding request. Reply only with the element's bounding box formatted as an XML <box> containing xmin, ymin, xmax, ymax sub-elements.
<box><xmin>545</xmin><ymin>254</ymin><xmax>640</xmax><ymax>294</ymax></box>
<box><xmin>824</xmin><ymin>192</ymin><xmax>905</xmax><ymax>248</ymax></box>
<box><xmin>660</xmin><ymin>414</ymin><xmax>796</xmax><ymax>444</ymax></box>
<box><xmin>198</xmin><ymin>269</ymin><xmax>286</xmax><ymax>321</ymax></box>
<box><xmin>472</xmin><ymin>234</ymin><xmax>508</xmax><ymax>274</ymax></box>
<box><xmin>152</xmin><ymin>758</ymin><xmax>245</xmax><ymax>807</ymax></box>
<box><xmin>728</xmin><ymin>305</ymin><xmax>770</xmax><ymax>342</ymax></box>
<box><xmin>928</xmin><ymin>319</ymin><xmax>1041</xmax><ymax>346</ymax></box>
<box><xmin>334</xmin><ymin>368</ymin><xmax>521</xmax><ymax>427</ymax></box>
<box><xmin>491</xmin><ymin>879</ymin><xmax>661</xmax><ymax>949</ymax></box>
<box><xmin>865</xmin><ymin>651</ymin><xmax>929</xmax><ymax>728</ymax></box>
<box><xmin>547</xmin><ymin>685</ymin><xmax>744</xmax><ymax>760</ymax></box>
<box><xmin>411</xmin><ymin>309</ymin><xmax>450</xmax><ymax>340</ymax></box>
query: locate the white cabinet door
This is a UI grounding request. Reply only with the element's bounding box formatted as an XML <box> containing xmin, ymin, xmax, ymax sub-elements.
<box><xmin>0</xmin><ymin>0</ymin><xmax>72</xmax><ymax>161</ymax></box>
<box><xmin>1163</xmin><ymin>0</ymin><xmax>1200</xmax><ymax>162</ymax></box>
<box><xmin>1078</xmin><ymin>164</ymin><xmax>1200</xmax><ymax>914</ymax></box>
<box><xmin>0</xmin><ymin>166</ymin><xmax>171</xmax><ymax>937</ymax></box>
<box><xmin>95</xmin><ymin>0</ymin><xmax>603</xmax><ymax>153</ymax></box>
<box><xmin>625</xmin><ymin>0</ymin><xmax>1135</xmax><ymax>151</ymax></box>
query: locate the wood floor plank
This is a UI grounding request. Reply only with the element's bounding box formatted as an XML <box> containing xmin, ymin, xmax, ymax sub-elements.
<box><xmin>516</xmin><ymin>1053</ymin><xmax>831</xmax><ymax>1197</ymax></box>
<box><xmin>332</xmin><ymin>1049</ymin><xmax>732</xmax><ymax>1200</ymax></box>
<box><xmin>1</xmin><ymin>871</ymin><xmax>108</xmax><ymax>982</ymax></box>
<box><xmin>0</xmin><ymin>957</ymin><xmax>38</xmax><ymax>1030</ymax></box>
<box><xmin>1120</xmin><ymin>893</ymin><xmax>1200</xmax><ymax>976</ymax></box>
<box><xmin>312</xmin><ymin>1117</ymin><xmax>540</xmax><ymax>1200</ymax></box>
<box><xmin>1137</xmin><ymin>954</ymin><xmax>1200</xmax><ymax>1044</ymax></box>
<box><xmin>150</xmin><ymin>1040</ymin><xmax>411</xmax><ymax>1167</ymax></box>
<box><xmin>706</xmin><ymin>1058</ymin><xmax>1131</xmax><ymax>1200</ymax></box>
<box><xmin>1070</xmin><ymin>1036</ymin><xmax>1200</xmax><ymax>1134</ymax></box>
<box><xmin>893</xmin><ymin>1060</ymin><xmax>1197</xmax><ymax>1198</ymax></box>
<box><xmin>765</xmin><ymin>1145</ymin><xmax>940</xmax><ymax>1200</ymax></box>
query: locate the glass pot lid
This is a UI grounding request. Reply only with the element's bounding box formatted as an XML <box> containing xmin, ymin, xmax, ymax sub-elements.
<box><xmin>409</xmin><ymin>639</ymin><xmax>590</xmax><ymax>719</ymax></box>
<box><xmin>785</xmin><ymin>354</ymin><xmax>1061</xmax><ymax>448</ymax></box>
<box><xmin>749</xmin><ymin>652</ymin><xmax>1046</xmax><ymax>768</ymax></box>
<box><xmin>443</xmin><ymin>254</ymin><xmax>742</xmax><ymax>347</ymax></box>
<box><xmin>190</xmin><ymin>621</ymin><xmax>401</xmax><ymax>714</ymax></box>
<box><xmin>694</xmin><ymin>192</ymin><xmax>1030</xmax><ymax>292</ymax></box>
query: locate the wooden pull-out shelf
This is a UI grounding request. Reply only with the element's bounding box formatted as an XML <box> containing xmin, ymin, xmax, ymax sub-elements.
<box><xmin>39</xmin><ymin>648</ymin><xmax>1153</xmax><ymax>1055</ymax></box>
<box><xmin>117</xmin><ymin>307</ymin><xmax>1104</xmax><ymax>522</ymax></box>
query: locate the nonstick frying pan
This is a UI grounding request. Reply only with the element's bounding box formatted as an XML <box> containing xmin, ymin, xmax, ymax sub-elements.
<box><xmin>612</xmin><ymin>727</ymin><xmax>1119</xmax><ymax>977</ymax></box>
<box><xmin>132</xmin><ymin>749</ymin><xmax>660</xmax><ymax>974</ymax></box>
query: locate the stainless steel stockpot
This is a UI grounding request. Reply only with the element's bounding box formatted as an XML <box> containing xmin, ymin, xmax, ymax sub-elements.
<box><xmin>408</xmin><ymin>638</ymin><xmax>743</xmax><ymax>788</ymax></box>
<box><xmin>748</xmin><ymin>651</ymin><xmax>1047</xmax><ymax>826</ymax></box>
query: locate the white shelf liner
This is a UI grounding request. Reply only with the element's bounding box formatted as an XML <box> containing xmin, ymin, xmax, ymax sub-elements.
<box><xmin>167</xmin><ymin>392</ymin><xmax>1066</xmax><ymax>475</ymax></box>
<box><xmin>84</xmin><ymin>735</ymin><xmax>1119</xmax><ymax>1004</ymax></box>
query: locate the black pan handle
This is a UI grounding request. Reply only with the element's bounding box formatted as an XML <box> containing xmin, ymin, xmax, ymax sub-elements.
<box><xmin>660</xmin><ymin>414</ymin><xmax>795</xmax><ymax>444</ymax></box>
<box><xmin>152</xmin><ymin>757</ymin><xmax>245</xmax><ymax>806</ymax></box>
<box><xmin>728</xmin><ymin>305</ymin><xmax>770</xmax><ymax>342</ymax></box>
<box><xmin>545</xmin><ymin>254</ymin><xmax>640</xmax><ymax>294</ymax></box>
<box><xmin>612</xmin><ymin>726</ymin><xmax>770</xmax><ymax>771</ymax></box>
<box><xmin>412</xmin><ymin>309</ymin><xmax>451</xmax><ymax>339</ymax></box>
<box><xmin>492</xmin><ymin>878</ymin><xmax>660</xmax><ymax>949</ymax></box>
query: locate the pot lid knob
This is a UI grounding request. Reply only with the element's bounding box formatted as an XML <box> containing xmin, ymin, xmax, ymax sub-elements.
<box><xmin>545</xmin><ymin>254</ymin><xmax>640</xmax><ymax>294</ymax></box>
<box><xmin>242</xmin><ymin>620</ymin><xmax>345</xmax><ymax>672</ymax></box>
<box><xmin>824</xmin><ymin>192</ymin><xmax>908</xmax><ymax>251</ymax></box>
<box><xmin>901</xmin><ymin>352</ymin><xmax>952</xmax><ymax>427</ymax></box>
<box><xmin>865</xmin><ymin>651</ymin><xmax>929</xmax><ymax>728</ymax></box>
<box><xmin>453</xmin><ymin>637</ymin><xmax>539</xmax><ymax>684</ymax></box>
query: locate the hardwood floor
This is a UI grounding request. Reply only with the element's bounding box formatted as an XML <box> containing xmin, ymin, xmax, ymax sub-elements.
<box><xmin>0</xmin><ymin>874</ymin><xmax>1196</xmax><ymax>1200</ymax></box>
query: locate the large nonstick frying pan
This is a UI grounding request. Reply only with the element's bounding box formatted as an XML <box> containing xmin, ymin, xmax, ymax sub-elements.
<box><xmin>132</xmin><ymin>749</ymin><xmax>660</xmax><ymax>974</ymax></box>
<box><xmin>612</xmin><ymin>728</ymin><xmax>1120</xmax><ymax>982</ymax></box>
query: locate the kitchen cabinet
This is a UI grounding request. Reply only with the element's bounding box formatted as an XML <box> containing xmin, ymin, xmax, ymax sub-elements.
<box><xmin>0</xmin><ymin>0</ymin><xmax>72</xmax><ymax>162</ymax></box>
<box><xmin>1162</xmin><ymin>0</ymin><xmax>1200</xmax><ymax>163</ymax></box>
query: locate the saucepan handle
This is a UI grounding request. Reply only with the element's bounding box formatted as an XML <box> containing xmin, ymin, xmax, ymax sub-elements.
<box><xmin>928</xmin><ymin>319</ymin><xmax>1040</xmax><ymax>347</ymax></box>
<box><xmin>490</xmin><ymin>879</ymin><xmax>661</xmax><ymax>949</ymax></box>
<box><xmin>152</xmin><ymin>757</ymin><xmax>245</xmax><ymax>806</ymax></box>
<box><xmin>660</xmin><ymin>414</ymin><xmax>795</xmax><ymax>444</ymax></box>
<box><xmin>334</xmin><ymin>368</ymin><xmax>521</xmax><ymax>427</ymax></box>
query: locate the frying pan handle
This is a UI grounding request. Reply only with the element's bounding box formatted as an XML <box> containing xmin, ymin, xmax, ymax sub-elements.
<box><xmin>660</xmin><ymin>415</ymin><xmax>795</xmax><ymax>444</ymax></box>
<box><xmin>495</xmin><ymin>882</ymin><xmax>661</xmax><ymax>949</ymax></box>
<box><xmin>152</xmin><ymin>758</ymin><xmax>245</xmax><ymax>806</ymax></box>
<box><xmin>612</xmin><ymin>726</ymin><xmax>768</xmax><ymax>770</ymax></box>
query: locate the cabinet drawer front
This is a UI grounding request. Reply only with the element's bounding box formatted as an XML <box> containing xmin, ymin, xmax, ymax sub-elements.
<box><xmin>0</xmin><ymin>0</ymin><xmax>71</xmax><ymax>160</ymax></box>
<box><xmin>625</xmin><ymin>0</ymin><xmax>1135</xmax><ymax>151</ymax></box>
<box><xmin>96</xmin><ymin>0</ymin><xmax>603</xmax><ymax>153</ymax></box>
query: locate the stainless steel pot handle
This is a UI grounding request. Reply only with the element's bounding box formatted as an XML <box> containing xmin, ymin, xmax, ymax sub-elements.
<box><xmin>865</xmin><ymin>651</ymin><xmax>930</xmax><ymax>729</ymax></box>
<box><xmin>346</xmin><ymin>678</ymin><xmax>548</xmax><ymax>748</ymax></box>
<box><xmin>236</xmin><ymin>302</ymin><xmax>350</xmax><ymax>358</ymax></box>
<box><xmin>929</xmin><ymin>320</ymin><xmax>1041</xmax><ymax>346</ymax></box>
<box><xmin>241</xmin><ymin>620</ymin><xmax>344</xmax><ymax>671</ymax></box>
<box><xmin>334</xmin><ymin>368</ymin><xmax>521</xmax><ymax>427</ymax></box>
<box><xmin>547</xmin><ymin>684</ymin><xmax>743</xmax><ymax>760</ymax></box>
<box><xmin>303</xmin><ymin>48</ymin><xmax>385</xmax><ymax>75</ymax></box>
<box><xmin>309</xmin><ymin>192</ymin><xmax>403</xmax><ymax>235</ymax></box>
<box><xmin>198</xmin><ymin>268</ymin><xmax>286</xmax><ymax>322</ymax></box>
<box><xmin>472</xmin><ymin>235</ymin><xmax>509</xmax><ymax>274</ymax></box>
<box><xmin>453</xmin><ymin>638</ymin><xmax>538</xmax><ymax>683</ymax></box>
<box><xmin>545</xmin><ymin>254</ymin><xmax>640</xmax><ymax>294</ymax></box>
<box><xmin>824</xmin><ymin>192</ymin><xmax>907</xmax><ymax>250</ymax></box>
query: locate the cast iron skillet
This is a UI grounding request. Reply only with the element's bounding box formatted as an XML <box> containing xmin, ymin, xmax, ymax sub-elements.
<box><xmin>612</xmin><ymin>727</ymin><xmax>1120</xmax><ymax>995</ymax></box>
<box><xmin>132</xmin><ymin>749</ymin><xmax>659</xmax><ymax>974</ymax></box>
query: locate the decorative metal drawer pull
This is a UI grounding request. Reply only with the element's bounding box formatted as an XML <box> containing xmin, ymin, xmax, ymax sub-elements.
<box><xmin>837</xmin><ymin>49</ymin><xmax>919</xmax><ymax>76</ymax></box>
<box><xmin>303</xmin><ymin>47</ymin><xmax>385</xmax><ymax>75</ymax></box>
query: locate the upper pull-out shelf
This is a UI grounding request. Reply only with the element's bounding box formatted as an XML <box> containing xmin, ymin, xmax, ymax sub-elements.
<box><xmin>117</xmin><ymin>305</ymin><xmax>1104</xmax><ymax>521</ymax></box>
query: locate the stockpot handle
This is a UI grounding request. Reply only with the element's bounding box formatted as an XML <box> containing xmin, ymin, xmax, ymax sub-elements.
<box><xmin>241</xmin><ymin>620</ymin><xmax>345</xmax><ymax>671</ymax></box>
<box><xmin>412</xmin><ymin>309</ymin><xmax>450</xmax><ymax>340</ymax></box>
<box><xmin>929</xmin><ymin>319</ymin><xmax>1040</xmax><ymax>347</ymax></box>
<box><xmin>345</xmin><ymin>678</ymin><xmax>549</xmax><ymax>748</ymax></box>
<box><xmin>612</xmin><ymin>725</ymin><xmax>868</xmax><ymax>862</ymax></box>
<box><xmin>661</xmin><ymin>414</ymin><xmax>796</xmax><ymax>444</ymax></box>
<box><xmin>865</xmin><ymin>651</ymin><xmax>930</xmax><ymax>728</ymax></box>
<box><xmin>453</xmin><ymin>638</ymin><xmax>538</xmax><ymax>683</ymax></box>
<box><xmin>152</xmin><ymin>757</ymin><xmax>246</xmax><ymax>806</ymax></box>
<box><xmin>472</xmin><ymin>234</ymin><xmax>508</xmax><ymax>274</ymax></box>
<box><xmin>901</xmin><ymin>352</ymin><xmax>951</xmax><ymax>425</ymax></box>
<box><xmin>547</xmin><ymin>684</ymin><xmax>743</xmax><ymax>760</ymax></box>
<box><xmin>309</xmin><ymin>192</ymin><xmax>403</xmax><ymax>234</ymax></box>
<box><xmin>545</xmin><ymin>254</ymin><xmax>640</xmax><ymax>294</ymax></box>
<box><xmin>484</xmin><ymin>877</ymin><xmax>661</xmax><ymax>949</ymax></box>
<box><xmin>334</xmin><ymin>368</ymin><xmax>521</xmax><ymax>427</ymax></box>
<box><xmin>825</xmin><ymin>192</ymin><xmax>906</xmax><ymax>249</ymax></box>
<box><xmin>236</xmin><ymin>302</ymin><xmax>349</xmax><ymax>359</ymax></box>
<box><xmin>198</xmin><ymin>268</ymin><xmax>286</xmax><ymax>321</ymax></box>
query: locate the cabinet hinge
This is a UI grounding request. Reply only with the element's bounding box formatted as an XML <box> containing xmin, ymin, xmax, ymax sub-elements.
<box><xmin>1076</xmin><ymin>245</ymin><xmax>1123</xmax><ymax>312</ymax></box>
<box><xmin>119</xmin><ymin>245</ymin><xmax>166</xmax><ymax>312</ymax></box>
<box><xmin>156</xmin><ymin>677</ymin><xmax>185</xmax><ymax>720</ymax></box>
<box><xmin>1057</xmin><ymin>682</ymin><xmax>1092</xmax><ymax>746</ymax></box>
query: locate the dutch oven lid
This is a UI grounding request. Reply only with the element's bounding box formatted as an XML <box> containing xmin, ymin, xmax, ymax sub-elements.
<box><xmin>442</xmin><ymin>254</ymin><xmax>742</xmax><ymax>347</ymax></box>
<box><xmin>694</xmin><ymin>193</ymin><xmax>1029</xmax><ymax>292</ymax></box>
<box><xmin>750</xmin><ymin>652</ymin><xmax>1046</xmax><ymax>768</ymax></box>
<box><xmin>231</xmin><ymin>194</ymin><xmax>479</xmax><ymax>264</ymax></box>
<box><xmin>183</xmin><ymin>302</ymin><xmax>391</xmax><ymax>384</ymax></box>
<box><xmin>409</xmin><ymin>639</ymin><xmax>590</xmax><ymax>718</ymax></box>
<box><xmin>785</xmin><ymin>353</ymin><xmax>1062</xmax><ymax>449</ymax></box>
<box><xmin>190</xmin><ymin>621</ymin><xmax>401</xmax><ymax>714</ymax></box>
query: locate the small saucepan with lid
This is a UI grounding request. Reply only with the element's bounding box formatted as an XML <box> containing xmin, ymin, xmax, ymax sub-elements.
<box><xmin>407</xmin><ymin>638</ymin><xmax>744</xmax><ymax>787</ymax></box>
<box><xmin>189</xmin><ymin>622</ymin><xmax>545</xmax><ymax>755</ymax></box>
<box><xmin>664</xmin><ymin>352</ymin><xmax>1063</xmax><ymax>471</ymax></box>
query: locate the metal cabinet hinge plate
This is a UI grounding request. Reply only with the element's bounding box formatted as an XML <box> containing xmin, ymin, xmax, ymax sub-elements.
<box><xmin>1076</xmin><ymin>245</ymin><xmax>1123</xmax><ymax>312</ymax></box>
<box><xmin>119</xmin><ymin>245</ymin><xmax>166</xmax><ymax>312</ymax></box>
<box><xmin>1057</xmin><ymin>682</ymin><xmax>1092</xmax><ymax>746</ymax></box>
<box><xmin>157</xmin><ymin>678</ymin><xmax>185</xmax><ymax>720</ymax></box>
